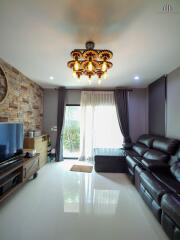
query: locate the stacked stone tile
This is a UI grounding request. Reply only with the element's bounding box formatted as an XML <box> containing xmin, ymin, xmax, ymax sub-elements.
<box><xmin>0</xmin><ymin>58</ymin><xmax>43</xmax><ymax>133</ymax></box>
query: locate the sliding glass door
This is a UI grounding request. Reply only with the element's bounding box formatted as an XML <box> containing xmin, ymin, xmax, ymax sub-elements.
<box><xmin>63</xmin><ymin>105</ymin><xmax>80</xmax><ymax>159</ymax></box>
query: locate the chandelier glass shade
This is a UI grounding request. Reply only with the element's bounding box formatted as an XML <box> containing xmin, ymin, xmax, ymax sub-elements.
<box><xmin>67</xmin><ymin>41</ymin><xmax>113</xmax><ymax>84</ymax></box>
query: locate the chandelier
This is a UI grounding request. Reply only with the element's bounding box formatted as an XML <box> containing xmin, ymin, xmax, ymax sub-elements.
<box><xmin>67</xmin><ymin>41</ymin><xmax>113</xmax><ymax>84</ymax></box>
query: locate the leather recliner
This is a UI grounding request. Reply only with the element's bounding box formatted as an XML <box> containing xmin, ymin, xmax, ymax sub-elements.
<box><xmin>137</xmin><ymin>137</ymin><xmax>179</xmax><ymax>221</ymax></box>
<box><xmin>125</xmin><ymin>134</ymin><xmax>180</xmax><ymax>240</ymax></box>
<box><xmin>126</xmin><ymin>134</ymin><xmax>178</xmax><ymax>184</ymax></box>
<box><xmin>138</xmin><ymin>143</ymin><xmax>179</xmax><ymax>223</ymax></box>
<box><xmin>126</xmin><ymin>134</ymin><xmax>154</xmax><ymax>181</ymax></box>
<box><xmin>158</xmin><ymin>148</ymin><xmax>180</xmax><ymax>239</ymax></box>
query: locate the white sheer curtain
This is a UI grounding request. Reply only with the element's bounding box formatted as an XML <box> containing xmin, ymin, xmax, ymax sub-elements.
<box><xmin>80</xmin><ymin>91</ymin><xmax>123</xmax><ymax>161</ymax></box>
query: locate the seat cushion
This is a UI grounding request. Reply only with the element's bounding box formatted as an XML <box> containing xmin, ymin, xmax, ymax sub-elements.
<box><xmin>143</xmin><ymin>149</ymin><xmax>169</xmax><ymax>162</ymax></box>
<box><xmin>161</xmin><ymin>194</ymin><xmax>180</xmax><ymax>227</ymax></box>
<box><xmin>141</xmin><ymin>159</ymin><xmax>169</xmax><ymax>171</ymax></box>
<box><xmin>94</xmin><ymin>148</ymin><xmax>125</xmax><ymax>157</ymax></box>
<box><xmin>171</xmin><ymin>161</ymin><xmax>180</xmax><ymax>182</ymax></box>
<box><xmin>140</xmin><ymin>171</ymin><xmax>169</xmax><ymax>204</ymax></box>
<box><xmin>153</xmin><ymin>137</ymin><xmax>179</xmax><ymax>155</ymax></box>
<box><xmin>132</xmin><ymin>143</ymin><xmax>148</xmax><ymax>157</ymax></box>
<box><xmin>137</xmin><ymin>134</ymin><xmax>154</xmax><ymax>148</ymax></box>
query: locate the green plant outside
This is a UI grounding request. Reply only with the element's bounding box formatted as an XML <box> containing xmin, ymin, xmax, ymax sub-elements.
<box><xmin>63</xmin><ymin>122</ymin><xmax>80</xmax><ymax>152</ymax></box>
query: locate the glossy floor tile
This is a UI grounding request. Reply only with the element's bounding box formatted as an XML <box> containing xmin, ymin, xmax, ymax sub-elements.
<box><xmin>0</xmin><ymin>161</ymin><xmax>168</xmax><ymax>240</ymax></box>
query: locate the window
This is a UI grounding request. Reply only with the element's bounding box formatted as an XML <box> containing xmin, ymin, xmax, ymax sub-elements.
<box><xmin>63</xmin><ymin>105</ymin><xmax>80</xmax><ymax>159</ymax></box>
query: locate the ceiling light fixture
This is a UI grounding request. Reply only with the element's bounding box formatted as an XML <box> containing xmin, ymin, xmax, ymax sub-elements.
<box><xmin>134</xmin><ymin>76</ymin><xmax>140</xmax><ymax>80</ymax></box>
<box><xmin>49</xmin><ymin>76</ymin><xmax>54</xmax><ymax>80</ymax></box>
<box><xmin>67</xmin><ymin>41</ymin><xmax>113</xmax><ymax>84</ymax></box>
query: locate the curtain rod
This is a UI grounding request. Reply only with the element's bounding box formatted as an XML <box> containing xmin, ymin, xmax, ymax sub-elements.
<box><xmin>65</xmin><ymin>87</ymin><xmax>133</xmax><ymax>92</ymax></box>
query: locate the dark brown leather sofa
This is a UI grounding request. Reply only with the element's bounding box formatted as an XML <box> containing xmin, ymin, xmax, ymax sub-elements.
<box><xmin>125</xmin><ymin>134</ymin><xmax>180</xmax><ymax>240</ymax></box>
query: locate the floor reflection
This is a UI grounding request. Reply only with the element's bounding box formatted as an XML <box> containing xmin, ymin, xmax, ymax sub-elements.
<box><xmin>93</xmin><ymin>190</ymin><xmax>120</xmax><ymax>215</ymax></box>
<box><xmin>63</xmin><ymin>173</ymin><xmax>80</xmax><ymax>213</ymax></box>
<box><xmin>63</xmin><ymin>162</ymin><xmax>120</xmax><ymax>215</ymax></box>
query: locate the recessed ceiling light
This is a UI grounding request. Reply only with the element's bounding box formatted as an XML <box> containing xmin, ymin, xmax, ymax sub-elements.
<box><xmin>49</xmin><ymin>76</ymin><xmax>54</xmax><ymax>80</ymax></box>
<box><xmin>134</xmin><ymin>76</ymin><xmax>140</xmax><ymax>80</ymax></box>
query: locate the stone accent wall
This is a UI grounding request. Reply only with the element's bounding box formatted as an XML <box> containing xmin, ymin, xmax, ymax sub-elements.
<box><xmin>0</xmin><ymin>67</ymin><xmax>8</xmax><ymax>102</ymax></box>
<box><xmin>0</xmin><ymin>58</ymin><xmax>43</xmax><ymax>133</ymax></box>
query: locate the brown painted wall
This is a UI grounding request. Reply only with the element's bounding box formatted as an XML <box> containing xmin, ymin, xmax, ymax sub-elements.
<box><xmin>0</xmin><ymin>58</ymin><xmax>43</xmax><ymax>133</ymax></box>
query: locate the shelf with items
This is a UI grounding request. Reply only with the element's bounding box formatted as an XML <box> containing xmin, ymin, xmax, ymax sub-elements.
<box><xmin>24</xmin><ymin>135</ymin><xmax>48</xmax><ymax>168</ymax></box>
<box><xmin>0</xmin><ymin>154</ymin><xmax>39</xmax><ymax>204</ymax></box>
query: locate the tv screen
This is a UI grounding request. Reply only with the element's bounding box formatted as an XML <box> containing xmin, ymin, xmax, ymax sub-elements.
<box><xmin>0</xmin><ymin>123</ymin><xmax>24</xmax><ymax>163</ymax></box>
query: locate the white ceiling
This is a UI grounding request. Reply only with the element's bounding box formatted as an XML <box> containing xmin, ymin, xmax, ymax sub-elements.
<box><xmin>0</xmin><ymin>0</ymin><xmax>180</xmax><ymax>88</ymax></box>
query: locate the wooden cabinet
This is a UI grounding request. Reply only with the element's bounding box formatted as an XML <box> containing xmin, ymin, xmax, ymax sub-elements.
<box><xmin>23</xmin><ymin>155</ymin><xmax>39</xmax><ymax>182</ymax></box>
<box><xmin>24</xmin><ymin>135</ymin><xmax>48</xmax><ymax>169</ymax></box>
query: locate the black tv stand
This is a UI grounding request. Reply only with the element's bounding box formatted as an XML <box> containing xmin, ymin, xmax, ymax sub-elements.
<box><xmin>0</xmin><ymin>157</ymin><xmax>22</xmax><ymax>173</ymax></box>
<box><xmin>0</xmin><ymin>154</ymin><xmax>40</xmax><ymax>204</ymax></box>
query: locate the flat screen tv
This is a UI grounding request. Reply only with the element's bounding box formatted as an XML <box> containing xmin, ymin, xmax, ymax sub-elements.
<box><xmin>0</xmin><ymin>123</ymin><xmax>24</xmax><ymax>163</ymax></box>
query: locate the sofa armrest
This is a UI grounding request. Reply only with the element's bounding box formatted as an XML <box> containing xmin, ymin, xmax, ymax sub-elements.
<box><xmin>142</xmin><ymin>159</ymin><xmax>169</xmax><ymax>171</ymax></box>
<box><xmin>124</xmin><ymin>144</ymin><xmax>134</xmax><ymax>152</ymax></box>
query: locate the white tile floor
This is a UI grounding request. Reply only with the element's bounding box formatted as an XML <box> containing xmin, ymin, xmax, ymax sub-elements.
<box><xmin>0</xmin><ymin>161</ymin><xmax>169</xmax><ymax>240</ymax></box>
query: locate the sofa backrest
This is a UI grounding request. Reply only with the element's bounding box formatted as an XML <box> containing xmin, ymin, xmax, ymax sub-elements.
<box><xmin>137</xmin><ymin>134</ymin><xmax>154</xmax><ymax>148</ymax></box>
<box><xmin>132</xmin><ymin>134</ymin><xmax>154</xmax><ymax>156</ymax></box>
<box><xmin>152</xmin><ymin>137</ymin><xmax>179</xmax><ymax>155</ymax></box>
<box><xmin>135</xmin><ymin>134</ymin><xmax>179</xmax><ymax>162</ymax></box>
<box><xmin>132</xmin><ymin>143</ymin><xmax>148</xmax><ymax>156</ymax></box>
<box><xmin>170</xmin><ymin>146</ymin><xmax>180</xmax><ymax>182</ymax></box>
